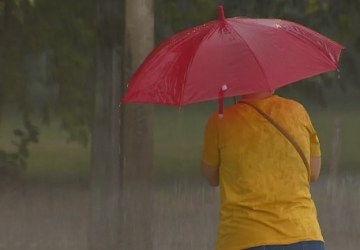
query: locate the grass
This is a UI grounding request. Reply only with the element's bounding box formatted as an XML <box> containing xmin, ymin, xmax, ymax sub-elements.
<box><xmin>0</xmin><ymin>97</ymin><xmax>360</xmax><ymax>184</ymax></box>
<box><xmin>26</xmin><ymin>141</ymin><xmax>90</xmax><ymax>185</ymax></box>
<box><xmin>0</xmin><ymin>113</ymin><xmax>90</xmax><ymax>185</ymax></box>
<box><xmin>153</xmin><ymin>103</ymin><xmax>214</xmax><ymax>183</ymax></box>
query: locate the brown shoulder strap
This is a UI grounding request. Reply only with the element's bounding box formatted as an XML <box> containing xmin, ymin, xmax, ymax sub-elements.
<box><xmin>240</xmin><ymin>101</ymin><xmax>310</xmax><ymax>172</ymax></box>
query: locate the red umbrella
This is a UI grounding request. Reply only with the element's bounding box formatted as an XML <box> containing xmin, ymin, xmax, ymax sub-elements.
<box><xmin>122</xmin><ymin>5</ymin><xmax>343</xmax><ymax>108</ymax></box>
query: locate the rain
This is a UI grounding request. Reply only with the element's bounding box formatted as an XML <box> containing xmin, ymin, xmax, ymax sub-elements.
<box><xmin>1</xmin><ymin>1</ymin><xmax>360</xmax><ymax>250</ymax></box>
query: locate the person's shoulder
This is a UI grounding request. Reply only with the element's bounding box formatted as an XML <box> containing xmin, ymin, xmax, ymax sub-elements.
<box><xmin>273</xmin><ymin>95</ymin><xmax>314</xmax><ymax>125</ymax></box>
<box><xmin>273</xmin><ymin>95</ymin><xmax>306</xmax><ymax>111</ymax></box>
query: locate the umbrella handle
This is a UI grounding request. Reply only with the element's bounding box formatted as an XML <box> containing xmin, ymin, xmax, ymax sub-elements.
<box><xmin>218</xmin><ymin>84</ymin><xmax>228</xmax><ymax>118</ymax></box>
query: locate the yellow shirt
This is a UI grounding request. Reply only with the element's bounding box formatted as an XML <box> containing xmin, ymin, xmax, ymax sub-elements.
<box><xmin>202</xmin><ymin>95</ymin><xmax>323</xmax><ymax>250</ymax></box>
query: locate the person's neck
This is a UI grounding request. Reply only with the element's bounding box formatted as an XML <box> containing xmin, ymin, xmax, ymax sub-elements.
<box><xmin>241</xmin><ymin>92</ymin><xmax>274</xmax><ymax>100</ymax></box>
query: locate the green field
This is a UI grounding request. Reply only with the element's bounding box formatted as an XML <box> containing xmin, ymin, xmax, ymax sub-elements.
<box><xmin>1</xmin><ymin>98</ymin><xmax>360</xmax><ymax>184</ymax></box>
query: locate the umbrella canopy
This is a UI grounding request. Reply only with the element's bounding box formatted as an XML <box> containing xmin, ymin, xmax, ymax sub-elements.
<box><xmin>122</xmin><ymin>5</ymin><xmax>344</xmax><ymax>107</ymax></box>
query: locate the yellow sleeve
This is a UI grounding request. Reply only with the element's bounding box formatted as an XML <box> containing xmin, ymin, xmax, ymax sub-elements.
<box><xmin>310</xmin><ymin>129</ymin><xmax>321</xmax><ymax>157</ymax></box>
<box><xmin>202</xmin><ymin>115</ymin><xmax>220</xmax><ymax>167</ymax></box>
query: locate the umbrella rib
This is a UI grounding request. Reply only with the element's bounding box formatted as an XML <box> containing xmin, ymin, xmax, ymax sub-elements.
<box><xmin>178</xmin><ymin>23</ymin><xmax>219</xmax><ymax>105</ymax></box>
<box><xmin>225</xmin><ymin>21</ymin><xmax>272</xmax><ymax>92</ymax></box>
<box><xmin>233</xmin><ymin>18</ymin><xmax>343</xmax><ymax>69</ymax></box>
<box><xmin>277</xmin><ymin>23</ymin><xmax>342</xmax><ymax>69</ymax></box>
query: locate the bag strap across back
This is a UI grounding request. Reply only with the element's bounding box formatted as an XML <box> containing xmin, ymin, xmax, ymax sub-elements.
<box><xmin>239</xmin><ymin>101</ymin><xmax>310</xmax><ymax>171</ymax></box>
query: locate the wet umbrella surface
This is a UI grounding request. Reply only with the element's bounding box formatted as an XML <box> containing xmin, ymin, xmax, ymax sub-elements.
<box><xmin>122</xmin><ymin>5</ymin><xmax>343</xmax><ymax>107</ymax></box>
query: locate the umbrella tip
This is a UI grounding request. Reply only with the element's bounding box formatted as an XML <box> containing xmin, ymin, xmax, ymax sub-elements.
<box><xmin>218</xmin><ymin>5</ymin><xmax>226</xmax><ymax>22</ymax></box>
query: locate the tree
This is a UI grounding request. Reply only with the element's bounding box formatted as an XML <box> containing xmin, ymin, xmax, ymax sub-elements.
<box><xmin>122</xmin><ymin>0</ymin><xmax>155</xmax><ymax>249</ymax></box>
<box><xmin>0</xmin><ymin>0</ymin><xmax>96</xmax><ymax>176</ymax></box>
<box><xmin>88</xmin><ymin>0</ymin><xmax>124</xmax><ymax>249</ymax></box>
<box><xmin>0</xmin><ymin>0</ymin><xmax>41</xmax><ymax>176</ymax></box>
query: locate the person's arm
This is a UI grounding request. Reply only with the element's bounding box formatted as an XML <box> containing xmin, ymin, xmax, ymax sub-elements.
<box><xmin>301</xmin><ymin>105</ymin><xmax>322</xmax><ymax>182</ymax></box>
<box><xmin>310</xmin><ymin>156</ymin><xmax>321</xmax><ymax>182</ymax></box>
<box><xmin>201</xmin><ymin>161</ymin><xmax>219</xmax><ymax>187</ymax></box>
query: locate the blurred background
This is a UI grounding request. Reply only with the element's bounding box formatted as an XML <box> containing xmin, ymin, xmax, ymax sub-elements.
<box><xmin>0</xmin><ymin>0</ymin><xmax>359</xmax><ymax>250</ymax></box>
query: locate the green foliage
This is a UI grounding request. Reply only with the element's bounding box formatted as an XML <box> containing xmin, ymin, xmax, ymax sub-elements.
<box><xmin>0</xmin><ymin>0</ymin><xmax>96</xmax><ymax>171</ymax></box>
<box><xmin>0</xmin><ymin>112</ymin><xmax>39</xmax><ymax>179</ymax></box>
<box><xmin>0</xmin><ymin>0</ymin><xmax>96</xmax><ymax>144</ymax></box>
<box><xmin>155</xmin><ymin>0</ymin><xmax>217</xmax><ymax>42</ymax></box>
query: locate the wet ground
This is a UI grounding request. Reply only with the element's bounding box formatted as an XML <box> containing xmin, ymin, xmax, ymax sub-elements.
<box><xmin>0</xmin><ymin>175</ymin><xmax>359</xmax><ymax>250</ymax></box>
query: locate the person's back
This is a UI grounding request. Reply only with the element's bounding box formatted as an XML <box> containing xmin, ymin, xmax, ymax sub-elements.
<box><xmin>201</xmin><ymin>94</ymin><xmax>324</xmax><ymax>250</ymax></box>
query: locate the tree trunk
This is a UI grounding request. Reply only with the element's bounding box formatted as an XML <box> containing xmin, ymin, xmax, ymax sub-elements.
<box><xmin>89</xmin><ymin>0</ymin><xmax>124</xmax><ymax>249</ymax></box>
<box><xmin>122</xmin><ymin>0</ymin><xmax>154</xmax><ymax>249</ymax></box>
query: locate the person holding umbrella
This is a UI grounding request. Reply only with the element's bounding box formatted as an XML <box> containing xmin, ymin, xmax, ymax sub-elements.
<box><xmin>122</xmin><ymin>5</ymin><xmax>343</xmax><ymax>249</ymax></box>
<box><xmin>201</xmin><ymin>91</ymin><xmax>324</xmax><ymax>250</ymax></box>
